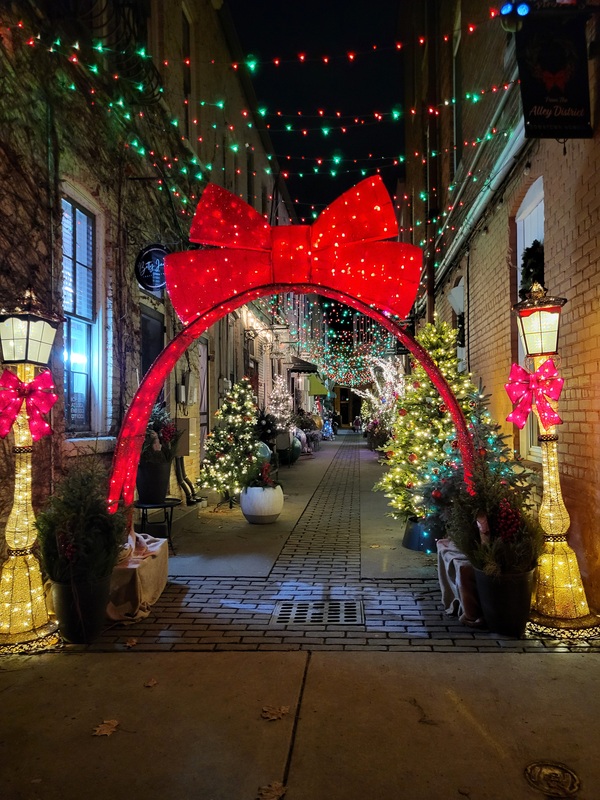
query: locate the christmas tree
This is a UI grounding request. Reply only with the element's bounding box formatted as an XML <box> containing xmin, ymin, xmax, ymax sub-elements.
<box><xmin>375</xmin><ymin>320</ymin><xmax>477</xmax><ymax>520</ymax></box>
<box><xmin>267</xmin><ymin>375</ymin><xmax>294</xmax><ymax>430</ymax></box>
<box><xmin>354</xmin><ymin>356</ymin><xmax>405</xmax><ymax>451</ymax></box>
<box><xmin>415</xmin><ymin>389</ymin><xmax>538</xmax><ymax>542</ymax></box>
<box><xmin>200</xmin><ymin>378</ymin><xmax>261</xmax><ymax>504</ymax></box>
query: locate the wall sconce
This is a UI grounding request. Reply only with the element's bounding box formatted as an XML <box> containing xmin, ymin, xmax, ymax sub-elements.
<box><xmin>0</xmin><ymin>288</ymin><xmax>63</xmax><ymax>651</ymax></box>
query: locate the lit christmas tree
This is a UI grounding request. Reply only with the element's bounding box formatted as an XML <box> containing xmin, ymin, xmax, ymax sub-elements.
<box><xmin>354</xmin><ymin>356</ymin><xmax>405</xmax><ymax>451</ymax></box>
<box><xmin>375</xmin><ymin>320</ymin><xmax>477</xmax><ymax>519</ymax></box>
<box><xmin>200</xmin><ymin>378</ymin><xmax>261</xmax><ymax>505</ymax></box>
<box><xmin>415</xmin><ymin>389</ymin><xmax>538</xmax><ymax>542</ymax></box>
<box><xmin>267</xmin><ymin>375</ymin><xmax>294</xmax><ymax>430</ymax></box>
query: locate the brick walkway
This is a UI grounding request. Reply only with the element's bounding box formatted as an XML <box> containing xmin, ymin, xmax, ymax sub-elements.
<box><xmin>92</xmin><ymin>437</ymin><xmax>600</xmax><ymax>654</ymax></box>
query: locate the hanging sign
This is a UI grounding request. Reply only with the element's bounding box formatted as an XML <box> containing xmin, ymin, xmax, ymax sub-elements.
<box><xmin>134</xmin><ymin>244</ymin><xmax>170</xmax><ymax>291</ymax></box>
<box><xmin>515</xmin><ymin>15</ymin><xmax>592</xmax><ymax>139</ymax></box>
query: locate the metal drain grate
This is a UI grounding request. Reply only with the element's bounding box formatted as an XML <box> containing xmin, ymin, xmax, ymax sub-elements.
<box><xmin>272</xmin><ymin>600</ymin><xmax>364</xmax><ymax>625</ymax></box>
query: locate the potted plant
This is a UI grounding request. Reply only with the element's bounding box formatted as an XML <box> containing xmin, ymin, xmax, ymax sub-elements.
<box><xmin>239</xmin><ymin>462</ymin><xmax>284</xmax><ymax>524</ymax></box>
<box><xmin>136</xmin><ymin>403</ymin><xmax>182</xmax><ymax>503</ymax></box>
<box><xmin>446</xmin><ymin>460</ymin><xmax>544</xmax><ymax>637</ymax></box>
<box><xmin>35</xmin><ymin>459</ymin><xmax>127</xmax><ymax>644</ymax></box>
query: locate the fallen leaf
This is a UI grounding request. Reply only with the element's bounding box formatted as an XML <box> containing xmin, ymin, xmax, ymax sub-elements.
<box><xmin>261</xmin><ymin>705</ymin><xmax>290</xmax><ymax>721</ymax></box>
<box><xmin>144</xmin><ymin>678</ymin><xmax>158</xmax><ymax>688</ymax></box>
<box><xmin>93</xmin><ymin>719</ymin><xmax>119</xmax><ymax>737</ymax></box>
<box><xmin>125</xmin><ymin>638</ymin><xmax>137</xmax><ymax>649</ymax></box>
<box><xmin>257</xmin><ymin>781</ymin><xmax>286</xmax><ymax>799</ymax></box>
<box><xmin>369</xmin><ymin>544</ymin><xmax>381</xmax><ymax>548</ymax></box>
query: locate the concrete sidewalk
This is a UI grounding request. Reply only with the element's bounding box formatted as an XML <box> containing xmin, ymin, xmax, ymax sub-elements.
<box><xmin>2</xmin><ymin>649</ymin><xmax>599</xmax><ymax>799</ymax></box>
<box><xmin>2</xmin><ymin>433</ymin><xmax>600</xmax><ymax>799</ymax></box>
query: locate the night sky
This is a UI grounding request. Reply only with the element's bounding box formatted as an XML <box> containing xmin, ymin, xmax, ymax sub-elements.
<box><xmin>226</xmin><ymin>1</ymin><xmax>406</xmax><ymax>221</ymax></box>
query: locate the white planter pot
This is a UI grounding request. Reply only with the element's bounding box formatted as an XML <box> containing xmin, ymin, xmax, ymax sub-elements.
<box><xmin>240</xmin><ymin>485</ymin><xmax>284</xmax><ymax>524</ymax></box>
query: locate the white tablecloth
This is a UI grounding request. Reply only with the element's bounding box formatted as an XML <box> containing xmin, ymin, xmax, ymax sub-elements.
<box><xmin>437</xmin><ymin>538</ymin><xmax>484</xmax><ymax>627</ymax></box>
<box><xmin>107</xmin><ymin>531</ymin><xmax>169</xmax><ymax>622</ymax></box>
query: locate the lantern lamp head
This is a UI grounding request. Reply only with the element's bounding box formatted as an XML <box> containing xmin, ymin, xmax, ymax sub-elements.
<box><xmin>511</xmin><ymin>282</ymin><xmax>567</xmax><ymax>358</ymax></box>
<box><xmin>0</xmin><ymin>288</ymin><xmax>63</xmax><ymax>366</ymax></box>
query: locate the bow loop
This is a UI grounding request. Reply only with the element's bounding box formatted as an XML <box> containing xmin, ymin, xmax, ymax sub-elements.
<box><xmin>505</xmin><ymin>358</ymin><xmax>564</xmax><ymax>430</ymax></box>
<box><xmin>0</xmin><ymin>369</ymin><xmax>58</xmax><ymax>440</ymax></box>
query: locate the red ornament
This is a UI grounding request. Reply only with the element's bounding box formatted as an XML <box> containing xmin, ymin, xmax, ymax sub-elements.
<box><xmin>398</xmin><ymin>408</ymin><xmax>407</xmax><ymax>417</ymax></box>
<box><xmin>478</xmin><ymin>447</ymin><xmax>487</xmax><ymax>457</ymax></box>
<box><xmin>431</xmin><ymin>489</ymin><xmax>442</xmax><ymax>500</ymax></box>
<box><xmin>408</xmin><ymin>453</ymin><xmax>418</xmax><ymax>463</ymax></box>
<box><xmin>406</xmin><ymin>481</ymin><xmax>414</xmax><ymax>489</ymax></box>
<box><xmin>438</xmin><ymin>403</ymin><xmax>447</xmax><ymax>413</ymax></box>
<box><xmin>413</xmin><ymin>381</ymin><xmax>421</xmax><ymax>389</ymax></box>
<box><xmin>451</xmin><ymin>440</ymin><xmax>459</xmax><ymax>450</ymax></box>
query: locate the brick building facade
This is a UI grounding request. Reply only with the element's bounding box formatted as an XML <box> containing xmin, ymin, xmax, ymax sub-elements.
<box><xmin>0</xmin><ymin>1</ymin><xmax>303</xmax><ymax>538</ymax></box>
<box><xmin>400</xmin><ymin>1</ymin><xmax>600</xmax><ymax>607</ymax></box>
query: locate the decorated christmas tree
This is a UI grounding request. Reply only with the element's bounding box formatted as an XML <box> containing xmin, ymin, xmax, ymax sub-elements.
<box><xmin>354</xmin><ymin>356</ymin><xmax>405</xmax><ymax>451</ymax></box>
<box><xmin>375</xmin><ymin>320</ymin><xmax>477</xmax><ymax>519</ymax></box>
<box><xmin>267</xmin><ymin>375</ymin><xmax>294</xmax><ymax>430</ymax></box>
<box><xmin>200</xmin><ymin>378</ymin><xmax>261</xmax><ymax>504</ymax></box>
<box><xmin>414</xmin><ymin>390</ymin><xmax>538</xmax><ymax>542</ymax></box>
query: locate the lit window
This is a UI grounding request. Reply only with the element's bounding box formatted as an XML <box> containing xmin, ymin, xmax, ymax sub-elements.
<box><xmin>515</xmin><ymin>177</ymin><xmax>544</xmax><ymax>462</ymax></box>
<box><xmin>62</xmin><ymin>198</ymin><xmax>95</xmax><ymax>432</ymax></box>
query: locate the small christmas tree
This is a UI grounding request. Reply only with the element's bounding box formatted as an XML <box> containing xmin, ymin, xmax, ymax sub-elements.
<box><xmin>375</xmin><ymin>320</ymin><xmax>477</xmax><ymax>520</ymax></box>
<box><xmin>268</xmin><ymin>375</ymin><xmax>294</xmax><ymax>430</ymax></box>
<box><xmin>354</xmin><ymin>356</ymin><xmax>405</xmax><ymax>451</ymax></box>
<box><xmin>201</xmin><ymin>378</ymin><xmax>261</xmax><ymax>505</ymax></box>
<box><xmin>415</xmin><ymin>390</ymin><xmax>538</xmax><ymax>543</ymax></box>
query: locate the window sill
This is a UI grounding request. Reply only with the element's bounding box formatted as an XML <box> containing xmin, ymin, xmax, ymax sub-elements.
<box><xmin>64</xmin><ymin>436</ymin><xmax>116</xmax><ymax>457</ymax></box>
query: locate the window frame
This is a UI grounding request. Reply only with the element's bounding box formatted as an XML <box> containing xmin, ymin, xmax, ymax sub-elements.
<box><xmin>61</xmin><ymin>184</ymin><xmax>108</xmax><ymax>439</ymax></box>
<box><xmin>515</xmin><ymin>177</ymin><xmax>544</xmax><ymax>463</ymax></box>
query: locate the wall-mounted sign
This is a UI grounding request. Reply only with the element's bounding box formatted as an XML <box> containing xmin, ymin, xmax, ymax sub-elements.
<box><xmin>516</xmin><ymin>15</ymin><xmax>592</xmax><ymax>139</ymax></box>
<box><xmin>134</xmin><ymin>244</ymin><xmax>170</xmax><ymax>291</ymax></box>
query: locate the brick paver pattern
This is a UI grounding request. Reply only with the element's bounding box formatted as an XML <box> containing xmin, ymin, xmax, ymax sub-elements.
<box><xmin>93</xmin><ymin>438</ymin><xmax>600</xmax><ymax>653</ymax></box>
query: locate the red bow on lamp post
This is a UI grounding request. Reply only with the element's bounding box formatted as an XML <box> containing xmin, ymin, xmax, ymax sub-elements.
<box><xmin>504</xmin><ymin>358</ymin><xmax>564</xmax><ymax>430</ymax></box>
<box><xmin>0</xmin><ymin>369</ymin><xmax>58</xmax><ymax>440</ymax></box>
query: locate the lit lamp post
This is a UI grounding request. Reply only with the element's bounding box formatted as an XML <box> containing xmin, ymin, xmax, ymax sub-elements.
<box><xmin>0</xmin><ymin>288</ymin><xmax>62</xmax><ymax>651</ymax></box>
<box><xmin>507</xmin><ymin>282</ymin><xmax>599</xmax><ymax>637</ymax></box>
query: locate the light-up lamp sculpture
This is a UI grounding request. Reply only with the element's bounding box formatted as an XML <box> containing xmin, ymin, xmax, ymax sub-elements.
<box><xmin>506</xmin><ymin>282</ymin><xmax>599</xmax><ymax>637</ymax></box>
<box><xmin>0</xmin><ymin>289</ymin><xmax>61</xmax><ymax>651</ymax></box>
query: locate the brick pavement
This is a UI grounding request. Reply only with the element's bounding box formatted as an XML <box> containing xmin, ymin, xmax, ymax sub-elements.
<box><xmin>91</xmin><ymin>437</ymin><xmax>600</xmax><ymax>654</ymax></box>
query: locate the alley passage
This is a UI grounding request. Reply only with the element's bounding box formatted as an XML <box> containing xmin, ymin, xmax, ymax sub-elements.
<box><xmin>93</xmin><ymin>436</ymin><xmax>595</xmax><ymax>654</ymax></box>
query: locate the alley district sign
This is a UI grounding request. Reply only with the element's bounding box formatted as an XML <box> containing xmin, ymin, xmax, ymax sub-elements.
<box><xmin>515</xmin><ymin>12</ymin><xmax>592</xmax><ymax>139</ymax></box>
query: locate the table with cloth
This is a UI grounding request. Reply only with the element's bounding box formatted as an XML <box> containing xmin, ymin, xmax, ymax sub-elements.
<box><xmin>436</xmin><ymin>538</ymin><xmax>484</xmax><ymax>627</ymax></box>
<box><xmin>107</xmin><ymin>529</ymin><xmax>169</xmax><ymax>623</ymax></box>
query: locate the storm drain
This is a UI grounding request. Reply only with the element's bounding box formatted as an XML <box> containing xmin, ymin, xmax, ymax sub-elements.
<box><xmin>272</xmin><ymin>600</ymin><xmax>364</xmax><ymax>625</ymax></box>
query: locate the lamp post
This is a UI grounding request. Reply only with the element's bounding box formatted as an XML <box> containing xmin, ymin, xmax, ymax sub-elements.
<box><xmin>509</xmin><ymin>282</ymin><xmax>599</xmax><ymax>636</ymax></box>
<box><xmin>0</xmin><ymin>288</ymin><xmax>62</xmax><ymax>651</ymax></box>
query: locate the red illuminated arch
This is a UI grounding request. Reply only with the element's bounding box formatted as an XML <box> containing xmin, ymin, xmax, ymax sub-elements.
<box><xmin>108</xmin><ymin>178</ymin><xmax>475</xmax><ymax>508</ymax></box>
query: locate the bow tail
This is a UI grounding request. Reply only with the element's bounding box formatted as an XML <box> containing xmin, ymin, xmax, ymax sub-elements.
<box><xmin>0</xmin><ymin>394</ymin><xmax>23</xmax><ymax>438</ymax></box>
<box><xmin>506</xmin><ymin>393</ymin><xmax>532</xmax><ymax>429</ymax></box>
<box><xmin>535</xmin><ymin>393</ymin><xmax>563</xmax><ymax>430</ymax></box>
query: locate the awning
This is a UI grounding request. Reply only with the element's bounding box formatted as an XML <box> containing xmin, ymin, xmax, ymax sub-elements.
<box><xmin>290</xmin><ymin>357</ymin><xmax>319</xmax><ymax>374</ymax></box>
<box><xmin>308</xmin><ymin>374</ymin><xmax>328</xmax><ymax>395</ymax></box>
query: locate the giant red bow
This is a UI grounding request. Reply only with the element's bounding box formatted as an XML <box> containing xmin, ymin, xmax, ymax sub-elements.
<box><xmin>0</xmin><ymin>369</ymin><xmax>58</xmax><ymax>441</ymax></box>
<box><xmin>165</xmin><ymin>176</ymin><xmax>422</xmax><ymax>325</ymax></box>
<box><xmin>505</xmin><ymin>358</ymin><xmax>564</xmax><ymax>431</ymax></box>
